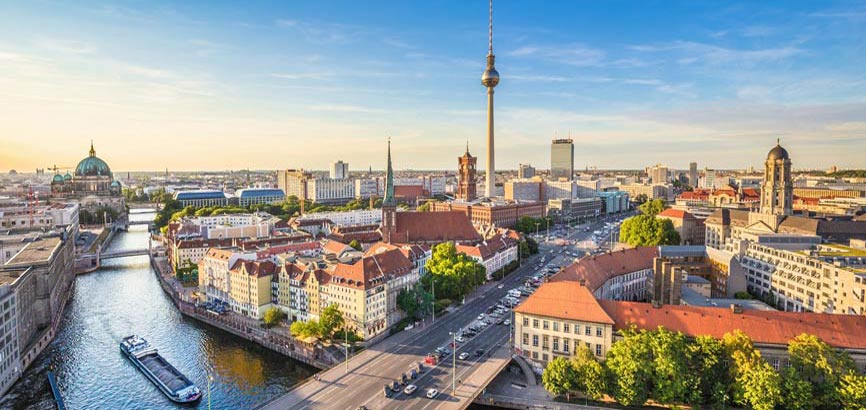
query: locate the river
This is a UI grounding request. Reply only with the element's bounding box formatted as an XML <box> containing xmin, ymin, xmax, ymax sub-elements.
<box><xmin>0</xmin><ymin>210</ymin><xmax>315</xmax><ymax>410</ymax></box>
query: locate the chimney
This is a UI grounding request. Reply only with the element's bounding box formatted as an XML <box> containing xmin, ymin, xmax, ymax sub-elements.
<box><xmin>578</xmin><ymin>279</ymin><xmax>586</xmax><ymax>287</ymax></box>
<box><xmin>730</xmin><ymin>304</ymin><xmax>743</xmax><ymax>314</ymax></box>
<box><xmin>651</xmin><ymin>299</ymin><xmax>662</xmax><ymax>309</ymax></box>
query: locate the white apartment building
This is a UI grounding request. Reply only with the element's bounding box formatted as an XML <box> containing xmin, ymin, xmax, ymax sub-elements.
<box><xmin>307</xmin><ymin>178</ymin><xmax>355</xmax><ymax>204</ymax></box>
<box><xmin>355</xmin><ymin>178</ymin><xmax>380</xmax><ymax>199</ymax></box>
<box><xmin>297</xmin><ymin>209</ymin><xmax>382</xmax><ymax>227</ymax></box>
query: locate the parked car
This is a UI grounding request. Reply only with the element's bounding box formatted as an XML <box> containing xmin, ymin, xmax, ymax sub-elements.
<box><xmin>459</xmin><ymin>352</ymin><xmax>470</xmax><ymax>360</ymax></box>
<box><xmin>475</xmin><ymin>348</ymin><xmax>485</xmax><ymax>356</ymax></box>
<box><xmin>404</xmin><ymin>384</ymin><xmax>418</xmax><ymax>395</ymax></box>
<box><xmin>426</xmin><ymin>388</ymin><xmax>439</xmax><ymax>399</ymax></box>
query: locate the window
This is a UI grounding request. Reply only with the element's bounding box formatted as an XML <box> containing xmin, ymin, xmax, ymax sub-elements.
<box><xmin>563</xmin><ymin>339</ymin><xmax>570</xmax><ymax>353</ymax></box>
<box><xmin>523</xmin><ymin>317</ymin><xmax>529</xmax><ymax>326</ymax></box>
<box><xmin>542</xmin><ymin>353</ymin><xmax>548</xmax><ymax>362</ymax></box>
<box><xmin>543</xmin><ymin>320</ymin><xmax>549</xmax><ymax>330</ymax></box>
<box><xmin>772</xmin><ymin>358</ymin><xmax>780</xmax><ymax>371</ymax></box>
<box><xmin>532</xmin><ymin>335</ymin><xmax>539</xmax><ymax>347</ymax></box>
<box><xmin>595</xmin><ymin>344</ymin><xmax>602</xmax><ymax>356</ymax></box>
<box><xmin>532</xmin><ymin>351</ymin><xmax>538</xmax><ymax>359</ymax></box>
<box><xmin>574</xmin><ymin>324</ymin><xmax>580</xmax><ymax>334</ymax></box>
<box><xmin>596</xmin><ymin>327</ymin><xmax>603</xmax><ymax>337</ymax></box>
<box><xmin>553</xmin><ymin>337</ymin><xmax>559</xmax><ymax>352</ymax></box>
<box><xmin>563</xmin><ymin>323</ymin><xmax>570</xmax><ymax>333</ymax></box>
<box><xmin>523</xmin><ymin>333</ymin><xmax>529</xmax><ymax>345</ymax></box>
<box><xmin>532</xmin><ymin>319</ymin><xmax>539</xmax><ymax>329</ymax></box>
<box><xmin>542</xmin><ymin>335</ymin><xmax>549</xmax><ymax>350</ymax></box>
<box><xmin>552</xmin><ymin>322</ymin><xmax>559</xmax><ymax>332</ymax></box>
<box><xmin>585</xmin><ymin>326</ymin><xmax>591</xmax><ymax>336</ymax></box>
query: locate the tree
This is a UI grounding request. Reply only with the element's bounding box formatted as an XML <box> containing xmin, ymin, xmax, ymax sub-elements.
<box><xmin>318</xmin><ymin>304</ymin><xmax>345</xmax><ymax>340</ymax></box>
<box><xmin>571</xmin><ymin>343</ymin><xmax>606</xmax><ymax>400</ymax></box>
<box><xmin>348</xmin><ymin>239</ymin><xmax>362</xmax><ymax>252</ymax></box>
<box><xmin>788</xmin><ymin>333</ymin><xmax>855</xmax><ymax>407</ymax></box>
<box><xmin>648</xmin><ymin>327</ymin><xmax>698</xmax><ymax>405</ymax></box>
<box><xmin>417</xmin><ymin>201</ymin><xmax>433</xmax><ymax>212</ymax></box>
<box><xmin>638</xmin><ymin>199</ymin><xmax>666</xmax><ymax>216</ymax></box>
<box><xmin>290</xmin><ymin>320</ymin><xmax>321</xmax><ymax>340</ymax></box>
<box><xmin>838</xmin><ymin>373</ymin><xmax>866</xmax><ymax>410</ymax></box>
<box><xmin>633</xmin><ymin>193</ymin><xmax>648</xmax><ymax>205</ymax></box>
<box><xmin>619</xmin><ymin>214</ymin><xmax>680</xmax><ymax>247</ymax></box>
<box><xmin>423</xmin><ymin>242</ymin><xmax>487</xmax><ymax>301</ymax></box>
<box><xmin>396</xmin><ymin>287</ymin><xmax>427</xmax><ymax>319</ymax></box>
<box><xmin>542</xmin><ymin>357</ymin><xmax>577</xmax><ymax>398</ymax></box>
<box><xmin>604</xmin><ymin>327</ymin><xmax>652</xmax><ymax>406</ymax></box>
<box><xmin>524</xmin><ymin>236</ymin><xmax>539</xmax><ymax>255</ymax></box>
<box><xmin>263</xmin><ymin>307</ymin><xmax>286</xmax><ymax>328</ymax></box>
<box><xmin>690</xmin><ymin>335</ymin><xmax>731</xmax><ymax>407</ymax></box>
<box><xmin>738</xmin><ymin>353</ymin><xmax>783</xmax><ymax>410</ymax></box>
<box><xmin>781</xmin><ymin>367</ymin><xmax>814</xmax><ymax>410</ymax></box>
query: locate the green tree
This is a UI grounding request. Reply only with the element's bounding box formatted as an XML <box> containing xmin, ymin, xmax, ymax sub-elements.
<box><xmin>648</xmin><ymin>327</ymin><xmax>699</xmax><ymax>405</ymax></box>
<box><xmin>318</xmin><ymin>304</ymin><xmax>345</xmax><ymax>340</ymax></box>
<box><xmin>781</xmin><ymin>367</ymin><xmax>814</xmax><ymax>410</ymax></box>
<box><xmin>838</xmin><ymin>373</ymin><xmax>866</xmax><ymax>410</ymax></box>
<box><xmin>417</xmin><ymin>201</ymin><xmax>433</xmax><ymax>212</ymax></box>
<box><xmin>738</xmin><ymin>353</ymin><xmax>783</xmax><ymax>410</ymax></box>
<box><xmin>348</xmin><ymin>239</ymin><xmax>362</xmax><ymax>251</ymax></box>
<box><xmin>542</xmin><ymin>357</ymin><xmax>577</xmax><ymax>399</ymax></box>
<box><xmin>619</xmin><ymin>214</ymin><xmax>680</xmax><ymax>247</ymax></box>
<box><xmin>632</xmin><ymin>193</ymin><xmax>648</xmax><ymax>205</ymax></box>
<box><xmin>604</xmin><ymin>327</ymin><xmax>652</xmax><ymax>406</ymax></box>
<box><xmin>524</xmin><ymin>236</ymin><xmax>539</xmax><ymax>255</ymax></box>
<box><xmin>290</xmin><ymin>320</ymin><xmax>321</xmax><ymax>340</ymax></box>
<box><xmin>690</xmin><ymin>335</ymin><xmax>731</xmax><ymax>407</ymax></box>
<box><xmin>788</xmin><ymin>333</ymin><xmax>856</xmax><ymax>407</ymax></box>
<box><xmin>638</xmin><ymin>199</ymin><xmax>666</xmax><ymax>216</ymax></box>
<box><xmin>423</xmin><ymin>242</ymin><xmax>487</xmax><ymax>301</ymax></box>
<box><xmin>396</xmin><ymin>287</ymin><xmax>427</xmax><ymax>319</ymax></box>
<box><xmin>262</xmin><ymin>307</ymin><xmax>286</xmax><ymax>328</ymax></box>
<box><xmin>571</xmin><ymin>343</ymin><xmax>606</xmax><ymax>400</ymax></box>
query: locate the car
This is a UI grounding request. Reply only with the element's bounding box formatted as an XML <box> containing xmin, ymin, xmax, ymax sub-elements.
<box><xmin>503</xmin><ymin>319</ymin><xmax>511</xmax><ymax>326</ymax></box>
<box><xmin>426</xmin><ymin>388</ymin><xmax>439</xmax><ymax>399</ymax></box>
<box><xmin>455</xmin><ymin>336</ymin><xmax>465</xmax><ymax>343</ymax></box>
<box><xmin>384</xmin><ymin>385</ymin><xmax>393</xmax><ymax>398</ymax></box>
<box><xmin>390</xmin><ymin>381</ymin><xmax>401</xmax><ymax>392</ymax></box>
<box><xmin>459</xmin><ymin>352</ymin><xmax>470</xmax><ymax>360</ymax></box>
<box><xmin>357</xmin><ymin>406</ymin><xmax>369</xmax><ymax>410</ymax></box>
<box><xmin>477</xmin><ymin>314</ymin><xmax>485</xmax><ymax>320</ymax></box>
<box><xmin>404</xmin><ymin>384</ymin><xmax>418</xmax><ymax>395</ymax></box>
<box><xmin>495</xmin><ymin>318</ymin><xmax>504</xmax><ymax>325</ymax></box>
<box><xmin>475</xmin><ymin>348</ymin><xmax>485</xmax><ymax>356</ymax></box>
<box><xmin>497</xmin><ymin>284</ymin><xmax>504</xmax><ymax>289</ymax></box>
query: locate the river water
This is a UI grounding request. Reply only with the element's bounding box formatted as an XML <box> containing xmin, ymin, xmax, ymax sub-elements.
<box><xmin>1</xmin><ymin>210</ymin><xmax>314</xmax><ymax>410</ymax></box>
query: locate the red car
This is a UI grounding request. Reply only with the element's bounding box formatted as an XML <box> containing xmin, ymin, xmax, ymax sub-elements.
<box><xmin>425</xmin><ymin>355</ymin><xmax>438</xmax><ymax>365</ymax></box>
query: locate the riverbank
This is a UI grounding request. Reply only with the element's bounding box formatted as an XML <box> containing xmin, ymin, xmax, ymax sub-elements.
<box><xmin>149</xmin><ymin>254</ymin><xmax>332</xmax><ymax>370</ymax></box>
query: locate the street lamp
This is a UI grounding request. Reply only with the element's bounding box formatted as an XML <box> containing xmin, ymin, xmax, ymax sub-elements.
<box><xmin>449</xmin><ymin>331</ymin><xmax>457</xmax><ymax>394</ymax></box>
<box><xmin>534</xmin><ymin>222</ymin><xmax>540</xmax><ymax>238</ymax></box>
<box><xmin>344</xmin><ymin>324</ymin><xmax>350</xmax><ymax>374</ymax></box>
<box><xmin>431</xmin><ymin>277</ymin><xmax>436</xmax><ymax>324</ymax></box>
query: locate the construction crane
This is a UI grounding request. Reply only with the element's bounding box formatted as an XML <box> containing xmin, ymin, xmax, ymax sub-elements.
<box><xmin>47</xmin><ymin>165</ymin><xmax>73</xmax><ymax>174</ymax></box>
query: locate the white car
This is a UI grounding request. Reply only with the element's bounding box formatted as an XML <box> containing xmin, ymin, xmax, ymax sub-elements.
<box><xmin>497</xmin><ymin>284</ymin><xmax>504</xmax><ymax>289</ymax></box>
<box><xmin>455</xmin><ymin>336</ymin><xmax>465</xmax><ymax>343</ymax></box>
<box><xmin>404</xmin><ymin>384</ymin><xmax>418</xmax><ymax>395</ymax></box>
<box><xmin>459</xmin><ymin>352</ymin><xmax>470</xmax><ymax>360</ymax></box>
<box><xmin>503</xmin><ymin>319</ymin><xmax>511</xmax><ymax>326</ymax></box>
<box><xmin>477</xmin><ymin>314</ymin><xmax>485</xmax><ymax>320</ymax></box>
<box><xmin>426</xmin><ymin>388</ymin><xmax>439</xmax><ymax>398</ymax></box>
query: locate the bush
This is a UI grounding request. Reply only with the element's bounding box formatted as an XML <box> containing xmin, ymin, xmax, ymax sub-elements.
<box><xmin>735</xmin><ymin>291</ymin><xmax>753</xmax><ymax>300</ymax></box>
<box><xmin>434</xmin><ymin>299</ymin><xmax>452</xmax><ymax>314</ymax></box>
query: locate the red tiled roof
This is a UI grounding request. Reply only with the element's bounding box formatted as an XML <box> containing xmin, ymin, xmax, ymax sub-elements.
<box><xmin>330</xmin><ymin>247</ymin><xmax>414</xmax><ymax>290</ymax></box>
<box><xmin>599</xmin><ymin>300</ymin><xmax>866</xmax><ymax>350</ymax></box>
<box><xmin>550</xmin><ymin>247</ymin><xmax>658</xmax><ymax>291</ymax></box>
<box><xmin>229</xmin><ymin>259</ymin><xmax>277</xmax><ymax>278</ymax></box>
<box><xmin>677</xmin><ymin>190</ymin><xmax>710</xmax><ymax>200</ymax></box>
<box><xmin>322</xmin><ymin>239</ymin><xmax>352</xmax><ymax>255</ymax></box>
<box><xmin>455</xmin><ymin>233</ymin><xmax>517</xmax><ymax>260</ymax></box>
<box><xmin>394</xmin><ymin>185</ymin><xmax>424</xmax><ymax>198</ymax></box>
<box><xmin>514</xmin><ymin>282</ymin><xmax>614</xmax><ymax>325</ymax></box>
<box><xmin>389</xmin><ymin>211</ymin><xmax>481</xmax><ymax>244</ymax></box>
<box><xmin>657</xmin><ymin>208</ymin><xmax>692</xmax><ymax>219</ymax></box>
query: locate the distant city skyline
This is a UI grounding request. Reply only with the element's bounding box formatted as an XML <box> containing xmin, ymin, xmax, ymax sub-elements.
<box><xmin>1</xmin><ymin>1</ymin><xmax>865</xmax><ymax>172</ymax></box>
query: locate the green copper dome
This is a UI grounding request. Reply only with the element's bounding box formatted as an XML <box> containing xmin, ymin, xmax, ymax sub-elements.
<box><xmin>75</xmin><ymin>142</ymin><xmax>112</xmax><ymax>178</ymax></box>
<box><xmin>52</xmin><ymin>174</ymin><xmax>64</xmax><ymax>183</ymax></box>
<box><xmin>63</xmin><ymin>172</ymin><xmax>72</xmax><ymax>181</ymax></box>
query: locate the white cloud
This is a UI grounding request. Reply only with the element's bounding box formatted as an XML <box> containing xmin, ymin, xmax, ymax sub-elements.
<box><xmin>506</xmin><ymin>43</ymin><xmax>606</xmax><ymax>67</ymax></box>
<box><xmin>629</xmin><ymin>41</ymin><xmax>804</xmax><ymax>65</ymax></box>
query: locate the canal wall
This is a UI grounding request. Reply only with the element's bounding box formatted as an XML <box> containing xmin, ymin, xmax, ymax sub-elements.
<box><xmin>148</xmin><ymin>254</ymin><xmax>331</xmax><ymax>370</ymax></box>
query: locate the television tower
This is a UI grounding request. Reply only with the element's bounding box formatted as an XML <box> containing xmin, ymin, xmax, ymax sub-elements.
<box><xmin>481</xmin><ymin>0</ymin><xmax>500</xmax><ymax>198</ymax></box>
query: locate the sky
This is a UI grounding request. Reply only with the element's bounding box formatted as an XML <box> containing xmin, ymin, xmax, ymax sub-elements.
<box><xmin>1</xmin><ymin>1</ymin><xmax>865</xmax><ymax>173</ymax></box>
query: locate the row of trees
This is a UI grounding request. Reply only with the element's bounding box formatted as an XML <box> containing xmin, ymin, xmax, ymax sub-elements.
<box><xmin>421</xmin><ymin>242</ymin><xmax>487</xmax><ymax>302</ymax></box>
<box><xmin>618</xmin><ymin>199</ymin><xmax>680</xmax><ymax>247</ymax></box>
<box><xmin>289</xmin><ymin>305</ymin><xmax>361</xmax><ymax>343</ymax></box>
<box><xmin>514</xmin><ymin>216</ymin><xmax>553</xmax><ymax>235</ymax></box>
<box><xmin>542</xmin><ymin>327</ymin><xmax>866</xmax><ymax>410</ymax></box>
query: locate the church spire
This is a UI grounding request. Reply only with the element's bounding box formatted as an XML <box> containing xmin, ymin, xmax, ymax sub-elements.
<box><xmin>383</xmin><ymin>138</ymin><xmax>395</xmax><ymax>205</ymax></box>
<box><xmin>89</xmin><ymin>140</ymin><xmax>96</xmax><ymax>157</ymax></box>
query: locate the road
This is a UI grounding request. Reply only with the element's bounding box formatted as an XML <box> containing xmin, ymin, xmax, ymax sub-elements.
<box><xmin>260</xmin><ymin>213</ymin><xmax>633</xmax><ymax>410</ymax></box>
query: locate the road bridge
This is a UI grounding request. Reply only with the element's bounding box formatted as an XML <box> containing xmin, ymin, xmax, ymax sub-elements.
<box><xmin>100</xmin><ymin>249</ymin><xmax>149</xmax><ymax>260</ymax></box>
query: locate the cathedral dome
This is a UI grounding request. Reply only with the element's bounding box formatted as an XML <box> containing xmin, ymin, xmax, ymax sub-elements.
<box><xmin>75</xmin><ymin>143</ymin><xmax>112</xmax><ymax>177</ymax></box>
<box><xmin>52</xmin><ymin>174</ymin><xmax>64</xmax><ymax>184</ymax></box>
<box><xmin>63</xmin><ymin>172</ymin><xmax>72</xmax><ymax>181</ymax></box>
<box><xmin>767</xmin><ymin>141</ymin><xmax>789</xmax><ymax>161</ymax></box>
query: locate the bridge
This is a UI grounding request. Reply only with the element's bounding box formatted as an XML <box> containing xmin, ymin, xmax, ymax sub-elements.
<box><xmin>100</xmin><ymin>249</ymin><xmax>149</xmax><ymax>260</ymax></box>
<box><xmin>258</xmin><ymin>252</ymin><xmax>541</xmax><ymax>410</ymax></box>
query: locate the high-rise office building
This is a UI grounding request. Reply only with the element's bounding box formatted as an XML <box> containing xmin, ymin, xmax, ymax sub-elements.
<box><xmin>649</xmin><ymin>164</ymin><xmax>670</xmax><ymax>184</ymax></box>
<box><xmin>550</xmin><ymin>139</ymin><xmax>574</xmax><ymax>181</ymax></box>
<box><xmin>518</xmin><ymin>163</ymin><xmax>536</xmax><ymax>179</ymax></box>
<box><xmin>689</xmin><ymin>162</ymin><xmax>698</xmax><ymax>187</ymax></box>
<box><xmin>330</xmin><ymin>160</ymin><xmax>349</xmax><ymax>179</ymax></box>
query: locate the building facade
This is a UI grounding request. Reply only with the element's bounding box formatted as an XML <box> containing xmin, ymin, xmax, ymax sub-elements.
<box><xmin>456</xmin><ymin>147</ymin><xmax>478</xmax><ymax>201</ymax></box>
<box><xmin>550</xmin><ymin>139</ymin><xmax>575</xmax><ymax>181</ymax></box>
<box><xmin>330</xmin><ymin>161</ymin><xmax>349</xmax><ymax>179</ymax></box>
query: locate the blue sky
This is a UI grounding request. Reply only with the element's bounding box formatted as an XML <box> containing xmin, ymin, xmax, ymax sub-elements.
<box><xmin>1</xmin><ymin>0</ymin><xmax>865</xmax><ymax>172</ymax></box>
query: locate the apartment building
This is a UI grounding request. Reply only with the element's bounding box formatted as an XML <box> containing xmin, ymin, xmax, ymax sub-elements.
<box><xmin>455</xmin><ymin>231</ymin><xmax>519</xmax><ymax>279</ymax></box>
<box><xmin>550</xmin><ymin>247</ymin><xmax>658</xmax><ymax>302</ymax></box>
<box><xmin>514</xmin><ymin>281</ymin><xmax>866</xmax><ymax>372</ymax></box>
